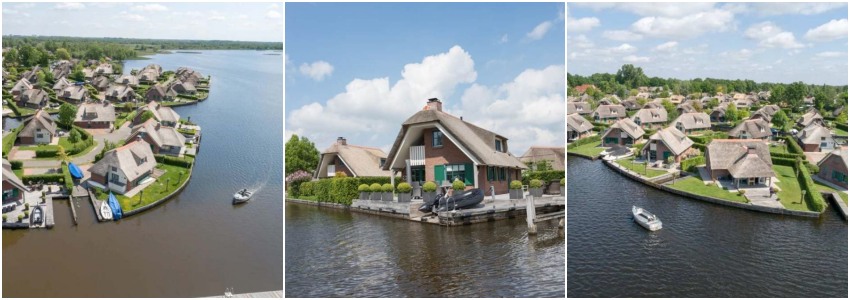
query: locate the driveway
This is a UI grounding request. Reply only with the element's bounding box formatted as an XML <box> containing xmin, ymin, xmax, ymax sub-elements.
<box><xmin>90</xmin><ymin>122</ymin><xmax>132</xmax><ymax>144</ymax></box>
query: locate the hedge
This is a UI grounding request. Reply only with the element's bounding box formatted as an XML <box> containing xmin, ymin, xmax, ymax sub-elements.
<box><xmin>22</xmin><ymin>173</ymin><xmax>65</xmax><ymax>184</ymax></box>
<box><xmin>288</xmin><ymin>176</ymin><xmax>402</xmax><ymax>204</ymax></box>
<box><xmin>522</xmin><ymin>170</ymin><xmax>566</xmax><ymax>185</ymax></box>
<box><xmin>61</xmin><ymin>163</ymin><xmax>74</xmax><ymax>191</ymax></box>
<box><xmin>782</xmin><ymin>136</ymin><xmax>805</xmax><ymax>155</ymax></box>
<box><xmin>154</xmin><ymin>155</ymin><xmax>193</xmax><ymax>168</ymax></box>
<box><xmin>567</xmin><ymin>135</ymin><xmax>601</xmax><ymax>149</ymax></box>
<box><xmin>9</xmin><ymin>160</ymin><xmax>23</xmax><ymax>169</ymax></box>
<box><xmin>35</xmin><ymin>149</ymin><xmax>60</xmax><ymax>158</ymax></box>
<box><xmin>772</xmin><ymin>157</ymin><xmax>826</xmax><ymax>212</ymax></box>
<box><xmin>5</xmin><ymin>99</ymin><xmax>22</xmax><ymax>116</ymax></box>
<box><xmin>770</xmin><ymin>151</ymin><xmax>804</xmax><ymax>159</ymax></box>
<box><xmin>680</xmin><ymin>156</ymin><xmax>705</xmax><ymax>172</ymax></box>
<box><xmin>836</xmin><ymin>122</ymin><xmax>847</xmax><ymax>131</ymax></box>
<box><xmin>692</xmin><ymin>142</ymin><xmax>706</xmax><ymax>152</ymax></box>
<box><xmin>2</xmin><ymin>127</ymin><xmax>19</xmax><ymax>156</ymax></box>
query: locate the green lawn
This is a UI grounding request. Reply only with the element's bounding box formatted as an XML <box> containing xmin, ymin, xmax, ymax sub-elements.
<box><xmin>13</xmin><ymin>169</ymin><xmax>23</xmax><ymax>178</ymax></box>
<box><xmin>812</xmin><ymin>180</ymin><xmax>848</xmax><ymax>204</ymax></box>
<box><xmin>773</xmin><ymin>165</ymin><xmax>813</xmax><ymax>211</ymax></box>
<box><xmin>92</xmin><ymin>163</ymin><xmax>191</xmax><ymax>212</ymax></box>
<box><xmin>667</xmin><ymin>176</ymin><xmax>748</xmax><ymax>203</ymax></box>
<box><xmin>17</xmin><ymin>144</ymin><xmax>61</xmax><ymax>151</ymax></box>
<box><xmin>769</xmin><ymin>144</ymin><xmax>788</xmax><ymax>154</ymax></box>
<box><xmin>114</xmin><ymin>110</ymin><xmax>138</xmax><ymax>128</ymax></box>
<box><xmin>568</xmin><ymin>142</ymin><xmax>605</xmax><ymax>157</ymax></box>
<box><xmin>616</xmin><ymin>158</ymin><xmax>667</xmax><ymax>178</ymax></box>
<box><xmin>833</xmin><ymin>127</ymin><xmax>848</xmax><ymax>137</ymax></box>
<box><xmin>58</xmin><ymin>137</ymin><xmax>97</xmax><ymax>157</ymax></box>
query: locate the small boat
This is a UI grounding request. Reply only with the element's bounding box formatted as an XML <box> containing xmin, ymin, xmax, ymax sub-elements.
<box><xmin>435</xmin><ymin>188</ymin><xmax>485</xmax><ymax>212</ymax></box>
<box><xmin>633</xmin><ymin>206</ymin><xmax>662</xmax><ymax>231</ymax></box>
<box><xmin>233</xmin><ymin>189</ymin><xmax>253</xmax><ymax>204</ymax></box>
<box><xmin>31</xmin><ymin>206</ymin><xmax>43</xmax><ymax>225</ymax></box>
<box><xmin>108</xmin><ymin>192</ymin><xmax>123</xmax><ymax>220</ymax></box>
<box><xmin>100</xmin><ymin>201</ymin><xmax>113</xmax><ymax>221</ymax></box>
<box><xmin>418</xmin><ymin>193</ymin><xmax>445</xmax><ymax>212</ymax></box>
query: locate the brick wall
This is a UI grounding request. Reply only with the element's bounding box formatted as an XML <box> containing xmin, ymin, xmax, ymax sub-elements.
<box><xmin>818</xmin><ymin>155</ymin><xmax>848</xmax><ymax>189</ymax></box>
<box><xmin>423</xmin><ymin>127</ymin><xmax>473</xmax><ymax>182</ymax></box>
<box><xmin>333</xmin><ymin>156</ymin><xmax>354</xmax><ymax>177</ymax></box>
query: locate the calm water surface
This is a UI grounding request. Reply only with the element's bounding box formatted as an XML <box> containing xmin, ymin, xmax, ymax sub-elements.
<box><xmin>567</xmin><ymin>157</ymin><xmax>847</xmax><ymax>297</ymax></box>
<box><xmin>3</xmin><ymin>51</ymin><xmax>283</xmax><ymax>297</ymax></box>
<box><xmin>285</xmin><ymin>203</ymin><xmax>565</xmax><ymax>297</ymax></box>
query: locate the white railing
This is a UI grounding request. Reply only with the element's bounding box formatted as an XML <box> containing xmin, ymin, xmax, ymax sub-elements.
<box><xmin>327</xmin><ymin>165</ymin><xmax>335</xmax><ymax>177</ymax></box>
<box><xmin>410</xmin><ymin>146</ymin><xmax>425</xmax><ymax>166</ymax></box>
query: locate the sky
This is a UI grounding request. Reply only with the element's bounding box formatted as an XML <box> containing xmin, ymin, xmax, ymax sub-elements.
<box><xmin>567</xmin><ymin>2</ymin><xmax>849</xmax><ymax>85</ymax></box>
<box><xmin>2</xmin><ymin>2</ymin><xmax>282</xmax><ymax>42</ymax></box>
<box><xmin>285</xmin><ymin>2</ymin><xmax>566</xmax><ymax>157</ymax></box>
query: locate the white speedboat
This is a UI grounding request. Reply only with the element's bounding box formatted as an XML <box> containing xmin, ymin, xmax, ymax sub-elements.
<box><xmin>233</xmin><ymin>189</ymin><xmax>253</xmax><ymax>204</ymax></box>
<box><xmin>101</xmin><ymin>201</ymin><xmax>112</xmax><ymax>221</ymax></box>
<box><xmin>632</xmin><ymin>206</ymin><xmax>662</xmax><ymax>231</ymax></box>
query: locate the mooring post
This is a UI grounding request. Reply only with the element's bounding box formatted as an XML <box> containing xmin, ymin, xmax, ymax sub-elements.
<box><xmin>526</xmin><ymin>195</ymin><xmax>537</xmax><ymax>234</ymax></box>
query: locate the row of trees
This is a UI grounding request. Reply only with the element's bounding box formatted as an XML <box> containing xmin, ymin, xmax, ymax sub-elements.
<box><xmin>569</xmin><ymin>64</ymin><xmax>848</xmax><ymax>113</ymax></box>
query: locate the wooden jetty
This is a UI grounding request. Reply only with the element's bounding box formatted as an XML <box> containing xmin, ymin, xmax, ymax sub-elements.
<box><xmin>525</xmin><ymin>195</ymin><xmax>565</xmax><ymax>234</ymax></box>
<box><xmin>206</xmin><ymin>289</ymin><xmax>282</xmax><ymax>298</ymax></box>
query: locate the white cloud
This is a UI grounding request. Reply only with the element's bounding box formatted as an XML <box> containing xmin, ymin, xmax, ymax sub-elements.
<box><xmin>499</xmin><ymin>34</ymin><xmax>508</xmax><ymax>44</ymax></box>
<box><xmin>631</xmin><ymin>9</ymin><xmax>735</xmax><ymax>39</ymax></box>
<box><xmin>602</xmin><ymin>30</ymin><xmax>643</xmax><ymax>41</ymax></box>
<box><xmin>720</xmin><ymin>49</ymin><xmax>754</xmax><ymax>61</ymax></box>
<box><xmin>288</xmin><ymin>46</ymin><xmax>477</xmax><ymax>143</ymax></box>
<box><xmin>527</xmin><ymin>21</ymin><xmax>553</xmax><ymax>40</ymax></box>
<box><xmin>266</xmin><ymin>10</ymin><xmax>281</xmax><ymax>19</ymax></box>
<box><xmin>815</xmin><ymin>51</ymin><xmax>846</xmax><ymax>58</ymax></box>
<box><xmin>654</xmin><ymin>41</ymin><xmax>678</xmax><ymax>52</ymax></box>
<box><xmin>299</xmin><ymin>61</ymin><xmax>335</xmax><ymax>81</ymax></box>
<box><xmin>805</xmin><ymin>19</ymin><xmax>848</xmax><ymax>42</ymax></box>
<box><xmin>609</xmin><ymin>43</ymin><xmax>637</xmax><ymax>54</ymax></box>
<box><xmin>574</xmin><ymin>2</ymin><xmax>717</xmax><ymax>17</ymax></box>
<box><xmin>569</xmin><ymin>34</ymin><xmax>594</xmax><ymax>49</ymax></box>
<box><xmin>54</xmin><ymin>3</ymin><xmax>85</xmax><ymax>10</ymax></box>
<box><xmin>745</xmin><ymin>22</ymin><xmax>804</xmax><ymax>49</ymax></box>
<box><xmin>131</xmin><ymin>4</ymin><xmax>168</xmax><ymax>12</ymax></box>
<box><xmin>567</xmin><ymin>17</ymin><xmax>600</xmax><ymax>32</ymax></box>
<box><xmin>623</xmin><ymin>55</ymin><xmax>650</xmax><ymax>63</ymax></box>
<box><xmin>119</xmin><ymin>11</ymin><xmax>146</xmax><ymax>22</ymax></box>
<box><xmin>752</xmin><ymin>3</ymin><xmax>846</xmax><ymax>16</ymax></box>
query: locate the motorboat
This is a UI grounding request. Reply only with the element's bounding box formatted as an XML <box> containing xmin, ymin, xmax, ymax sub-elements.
<box><xmin>435</xmin><ymin>188</ymin><xmax>485</xmax><ymax>212</ymax></box>
<box><xmin>233</xmin><ymin>189</ymin><xmax>253</xmax><ymax>204</ymax></box>
<box><xmin>632</xmin><ymin>206</ymin><xmax>662</xmax><ymax>231</ymax></box>
<box><xmin>31</xmin><ymin>206</ymin><xmax>43</xmax><ymax>225</ymax></box>
<box><xmin>418</xmin><ymin>193</ymin><xmax>444</xmax><ymax>212</ymax></box>
<box><xmin>101</xmin><ymin>201</ymin><xmax>113</xmax><ymax>221</ymax></box>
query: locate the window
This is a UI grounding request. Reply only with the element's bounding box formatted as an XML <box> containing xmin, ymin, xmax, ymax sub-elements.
<box><xmin>495</xmin><ymin>140</ymin><xmax>502</xmax><ymax>152</ymax></box>
<box><xmin>111</xmin><ymin>166</ymin><xmax>117</xmax><ymax>172</ymax></box>
<box><xmin>499</xmin><ymin>167</ymin><xmax>506</xmax><ymax>181</ymax></box>
<box><xmin>445</xmin><ymin>164</ymin><xmax>466</xmax><ymax>184</ymax></box>
<box><xmin>379</xmin><ymin>158</ymin><xmax>386</xmax><ymax>168</ymax></box>
<box><xmin>432</xmin><ymin>130</ymin><xmax>443</xmax><ymax>147</ymax></box>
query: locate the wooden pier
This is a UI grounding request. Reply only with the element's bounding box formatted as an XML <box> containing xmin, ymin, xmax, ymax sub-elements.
<box><xmin>525</xmin><ymin>195</ymin><xmax>565</xmax><ymax>234</ymax></box>
<box><xmin>206</xmin><ymin>290</ymin><xmax>282</xmax><ymax>298</ymax></box>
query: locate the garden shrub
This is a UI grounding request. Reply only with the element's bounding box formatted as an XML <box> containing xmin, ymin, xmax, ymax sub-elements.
<box><xmin>783</xmin><ymin>136</ymin><xmax>805</xmax><ymax>155</ymax></box>
<box><xmin>422</xmin><ymin>181</ymin><xmax>437</xmax><ymax>192</ymax></box>
<box><xmin>451</xmin><ymin>179</ymin><xmax>465</xmax><ymax>190</ymax></box>
<box><xmin>680</xmin><ymin>156</ymin><xmax>705</xmax><ymax>173</ymax></box>
<box><xmin>300</xmin><ymin>181</ymin><xmax>314</xmax><ymax>197</ymax></box>
<box><xmin>560</xmin><ymin>178</ymin><xmax>565</xmax><ymax>186</ymax></box>
<box><xmin>358</xmin><ymin>184</ymin><xmax>370</xmax><ymax>192</ymax></box>
<box><xmin>22</xmin><ymin>173</ymin><xmax>65</xmax><ymax>184</ymax></box>
<box><xmin>370</xmin><ymin>183</ymin><xmax>382</xmax><ymax>193</ymax></box>
<box><xmin>510</xmin><ymin>180</ymin><xmax>522</xmax><ymax>190</ymax></box>
<box><xmin>529</xmin><ymin>179</ymin><xmax>543</xmax><ymax>188</ymax></box>
<box><xmin>397</xmin><ymin>182</ymin><xmax>412</xmax><ymax>193</ymax></box>
<box><xmin>285</xmin><ymin>170</ymin><xmax>312</xmax><ymax>197</ymax></box>
<box><xmin>9</xmin><ymin>160</ymin><xmax>23</xmax><ymax>169</ymax></box>
<box><xmin>61</xmin><ymin>163</ymin><xmax>74</xmax><ymax>191</ymax></box>
<box><xmin>381</xmin><ymin>183</ymin><xmax>393</xmax><ymax>193</ymax></box>
<box><xmin>35</xmin><ymin>149</ymin><xmax>60</xmax><ymax>158</ymax></box>
<box><xmin>154</xmin><ymin>155</ymin><xmax>193</xmax><ymax>168</ymax></box>
<box><xmin>522</xmin><ymin>170</ymin><xmax>565</xmax><ymax>185</ymax></box>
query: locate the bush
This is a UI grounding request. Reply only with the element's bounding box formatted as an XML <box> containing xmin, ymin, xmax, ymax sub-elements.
<box><xmin>9</xmin><ymin>160</ymin><xmax>23</xmax><ymax>170</ymax></box>
<box><xmin>285</xmin><ymin>170</ymin><xmax>312</xmax><ymax>197</ymax></box>
<box><xmin>522</xmin><ymin>170</ymin><xmax>565</xmax><ymax>185</ymax></box>
<box><xmin>22</xmin><ymin>173</ymin><xmax>65</xmax><ymax>184</ymax></box>
<box><xmin>451</xmin><ymin>179</ymin><xmax>465</xmax><ymax>190</ymax></box>
<box><xmin>691</xmin><ymin>142</ymin><xmax>706</xmax><ymax>152</ymax></box>
<box><xmin>154</xmin><ymin>155</ymin><xmax>193</xmax><ymax>168</ymax></box>
<box><xmin>300</xmin><ymin>181</ymin><xmax>314</xmax><ymax>197</ymax></box>
<box><xmin>397</xmin><ymin>182</ymin><xmax>412</xmax><ymax>193</ymax></box>
<box><xmin>770</xmin><ymin>151</ymin><xmax>804</xmax><ymax>159</ymax></box>
<box><xmin>358</xmin><ymin>184</ymin><xmax>370</xmax><ymax>192</ymax></box>
<box><xmin>334</xmin><ymin>171</ymin><xmax>347</xmax><ymax>178</ymax></box>
<box><xmin>61</xmin><ymin>163</ymin><xmax>74</xmax><ymax>191</ymax></box>
<box><xmin>567</xmin><ymin>135</ymin><xmax>601</xmax><ymax>149</ymax></box>
<box><xmin>35</xmin><ymin>149</ymin><xmax>60</xmax><ymax>158</ymax></box>
<box><xmin>381</xmin><ymin>183</ymin><xmax>393</xmax><ymax>193</ymax></box>
<box><xmin>529</xmin><ymin>179</ymin><xmax>543</xmax><ymax>188</ymax></box>
<box><xmin>370</xmin><ymin>183</ymin><xmax>382</xmax><ymax>193</ymax></box>
<box><xmin>680</xmin><ymin>156</ymin><xmax>705</xmax><ymax>173</ymax></box>
<box><xmin>510</xmin><ymin>180</ymin><xmax>522</xmax><ymax>190</ymax></box>
<box><xmin>783</xmin><ymin>136</ymin><xmax>805</xmax><ymax>155</ymax></box>
<box><xmin>422</xmin><ymin>181</ymin><xmax>437</xmax><ymax>192</ymax></box>
<box><xmin>560</xmin><ymin>178</ymin><xmax>565</xmax><ymax>186</ymax></box>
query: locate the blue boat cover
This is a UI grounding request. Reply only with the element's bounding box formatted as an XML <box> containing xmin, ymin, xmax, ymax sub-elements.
<box><xmin>108</xmin><ymin>192</ymin><xmax>123</xmax><ymax>220</ymax></box>
<box><xmin>68</xmin><ymin>163</ymin><xmax>83</xmax><ymax>179</ymax></box>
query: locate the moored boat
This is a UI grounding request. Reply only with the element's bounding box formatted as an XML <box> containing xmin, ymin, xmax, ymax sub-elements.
<box><xmin>435</xmin><ymin>188</ymin><xmax>485</xmax><ymax>212</ymax></box>
<box><xmin>632</xmin><ymin>205</ymin><xmax>662</xmax><ymax>231</ymax></box>
<box><xmin>101</xmin><ymin>201</ymin><xmax>113</xmax><ymax>221</ymax></box>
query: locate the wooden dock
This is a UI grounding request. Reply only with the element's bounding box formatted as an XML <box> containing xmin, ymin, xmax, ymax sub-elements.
<box><xmin>827</xmin><ymin>192</ymin><xmax>848</xmax><ymax>220</ymax></box>
<box><xmin>206</xmin><ymin>290</ymin><xmax>282</xmax><ymax>298</ymax></box>
<box><xmin>525</xmin><ymin>195</ymin><xmax>565</xmax><ymax>234</ymax></box>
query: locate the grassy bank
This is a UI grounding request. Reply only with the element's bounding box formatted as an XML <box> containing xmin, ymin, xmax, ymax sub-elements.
<box><xmin>616</xmin><ymin>158</ymin><xmax>667</xmax><ymax>178</ymax></box>
<box><xmin>91</xmin><ymin>163</ymin><xmax>190</xmax><ymax>212</ymax></box>
<box><xmin>667</xmin><ymin>176</ymin><xmax>748</xmax><ymax>203</ymax></box>
<box><xmin>568</xmin><ymin>143</ymin><xmax>605</xmax><ymax>157</ymax></box>
<box><xmin>773</xmin><ymin>165</ymin><xmax>812</xmax><ymax>211</ymax></box>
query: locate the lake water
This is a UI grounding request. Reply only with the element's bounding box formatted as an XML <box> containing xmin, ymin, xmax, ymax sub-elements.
<box><xmin>284</xmin><ymin>203</ymin><xmax>565</xmax><ymax>297</ymax></box>
<box><xmin>3</xmin><ymin>51</ymin><xmax>283</xmax><ymax>297</ymax></box>
<box><xmin>567</xmin><ymin>157</ymin><xmax>847</xmax><ymax>297</ymax></box>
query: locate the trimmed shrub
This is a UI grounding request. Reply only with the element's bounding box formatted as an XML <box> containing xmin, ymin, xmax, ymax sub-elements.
<box><xmin>451</xmin><ymin>179</ymin><xmax>465</xmax><ymax>190</ymax></box>
<box><xmin>397</xmin><ymin>182</ymin><xmax>412</xmax><ymax>193</ymax></box>
<box><xmin>680</xmin><ymin>156</ymin><xmax>705</xmax><ymax>173</ymax></box>
<box><xmin>154</xmin><ymin>155</ymin><xmax>193</xmax><ymax>168</ymax></box>
<box><xmin>691</xmin><ymin>142</ymin><xmax>706</xmax><ymax>152</ymax></box>
<box><xmin>22</xmin><ymin>173</ymin><xmax>65</xmax><ymax>184</ymax></box>
<box><xmin>370</xmin><ymin>183</ymin><xmax>382</xmax><ymax>193</ymax></box>
<box><xmin>529</xmin><ymin>179</ymin><xmax>543</xmax><ymax>188</ymax></box>
<box><xmin>522</xmin><ymin>170</ymin><xmax>565</xmax><ymax>185</ymax></box>
<box><xmin>836</xmin><ymin>122</ymin><xmax>847</xmax><ymax>131</ymax></box>
<box><xmin>560</xmin><ymin>178</ymin><xmax>565</xmax><ymax>186</ymax></box>
<box><xmin>381</xmin><ymin>183</ymin><xmax>393</xmax><ymax>193</ymax></box>
<box><xmin>35</xmin><ymin>149</ymin><xmax>60</xmax><ymax>158</ymax></box>
<box><xmin>9</xmin><ymin>160</ymin><xmax>23</xmax><ymax>170</ymax></box>
<box><xmin>422</xmin><ymin>181</ymin><xmax>437</xmax><ymax>192</ymax></box>
<box><xmin>285</xmin><ymin>170</ymin><xmax>312</xmax><ymax>197</ymax></box>
<box><xmin>782</xmin><ymin>136</ymin><xmax>805</xmax><ymax>155</ymax></box>
<box><xmin>509</xmin><ymin>180</ymin><xmax>522</xmax><ymax>190</ymax></box>
<box><xmin>300</xmin><ymin>181</ymin><xmax>314</xmax><ymax>197</ymax></box>
<box><xmin>61</xmin><ymin>163</ymin><xmax>74</xmax><ymax>191</ymax></box>
<box><xmin>358</xmin><ymin>184</ymin><xmax>370</xmax><ymax>192</ymax></box>
<box><xmin>770</xmin><ymin>151</ymin><xmax>804</xmax><ymax>159</ymax></box>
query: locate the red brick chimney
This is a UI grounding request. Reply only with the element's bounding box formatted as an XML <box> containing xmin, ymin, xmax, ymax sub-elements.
<box><xmin>425</xmin><ymin>98</ymin><xmax>442</xmax><ymax>112</ymax></box>
<box><xmin>337</xmin><ymin>137</ymin><xmax>347</xmax><ymax>145</ymax></box>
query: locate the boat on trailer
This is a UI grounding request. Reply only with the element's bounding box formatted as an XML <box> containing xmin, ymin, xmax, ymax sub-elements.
<box><xmin>632</xmin><ymin>206</ymin><xmax>662</xmax><ymax>231</ymax></box>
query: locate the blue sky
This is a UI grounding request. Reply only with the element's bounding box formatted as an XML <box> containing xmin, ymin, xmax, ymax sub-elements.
<box><xmin>567</xmin><ymin>2</ymin><xmax>848</xmax><ymax>85</ymax></box>
<box><xmin>286</xmin><ymin>2</ymin><xmax>566</xmax><ymax>156</ymax></box>
<box><xmin>2</xmin><ymin>2</ymin><xmax>282</xmax><ymax>42</ymax></box>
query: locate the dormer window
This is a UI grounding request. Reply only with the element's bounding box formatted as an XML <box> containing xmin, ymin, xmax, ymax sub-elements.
<box><xmin>495</xmin><ymin>140</ymin><xmax>503</xmax><ymax>152</ymax></box>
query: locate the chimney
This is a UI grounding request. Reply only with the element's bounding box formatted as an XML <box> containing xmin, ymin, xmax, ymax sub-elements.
<box><xmin>337</xmin><ymin>137</ymin><xmax>347</xmax><ymax>145</ymax></box>
<box><xmin>426</xmin><ymin>98</ymin><xmax>442</xmax><ymax>112</ymax></box>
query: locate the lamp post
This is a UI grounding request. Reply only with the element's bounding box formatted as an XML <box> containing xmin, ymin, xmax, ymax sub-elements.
<box><xmin>137</xmin><ymin>190</ymin><xmax>143</xmax><ymax>206</ymax></box>
<box><xmin>801</xmin><ymin>190</ymin><xmax>806</xmax><ymax>205</ymax></box>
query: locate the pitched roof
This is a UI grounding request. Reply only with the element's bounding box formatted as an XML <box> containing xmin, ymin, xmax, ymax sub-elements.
<box><xmin>796</xmin><ymin>123</ymin><xmax>833</xmax><ymax>145</ymax></box>
<box><xmin>384</xmin><ymin>108</ymin><xmax>527</xmax><ymax>169</ymax></box>
<box><xmin>140</xmin><ymin>101</ymin><xmax>180</xmax><ymax>124</ymax></box>
<box><xmin>672</xmin><ymin>112</ymin><xmax>711</xmax><ymax>131</ymax></box>
<box><xmin>642</xmin><ymin>102</ymin><xmax>663</xmax><ymax>109</ymax></box>
<box><xmin>18</xmin><ymin>109</ymin><xmax>57</xmax><ymax>138</ymax></box>
<box><xmin>60</xmin><ymin>85</ymin><xmax>88</xmax><ymax>101</ymax></box>
<box><xmin>631</xmin><ymin>107</ymin><xmax>667</xmax><ymax>124</ymax></box>
<box><xmin>706</xmin><ymin>139</ymin><xmax>775</xmax><ymax>178</ymax></box>
<box><xmin>117</xmin><ymin>74</ymin><xmax>139</xmax><ymax>86</ymax></box>
<box><xmin>567</xmin><ymin>113</ymin><xmax>593</xmax><ymax>133</ymax></box>
<box><xmin>89</xmin><ymin>140</ymin><xmax>156</xmax><ymax>182</ymax></box>
<box><xmin>2</xmin><ymin>159</ymin><xmax>27</xmax><ymax>191</ymax></box>
<box><xmin>52</xmin><ymin>77</ymin><xmax>72</xmax><ymax>91</ymax></box>
<box><xmin>798</xmin><ymin>109</ymin><xmax>824</xmax><ymax>127</ymax></box>
<box><xmin>105</xmin><ymin>84</ymin><xmax>134</xmax><ymax>99</ymax></box>
<box><xmin>129</xmin><ymin>119</ymin><xmax>184</xmax><ymax>148</ymax></box>
<box><xmin>592</xmin><ymin>104</ymin><xmax>626</xmax><ymax>119</ymax></box>
<box><xmin>520</xmin><ymin>146</ymin><xmax>565</xmax><ymax>171</ymax></box>
<box><xmin>567</xmin><ymin>102</ymin><xmax>591</xmax><ymax>114</ymax></box>
<box><xmin>818</xmin><ymin>147</ymin><xmax>848</xmax><ymax>168</ymax></box>
<box><xmin>12</xmin><ymin>78</ymin><xmax>33</xmax><ymax>92</ymax></box>
<box><xmin>645</xmin><ymin>126</ymin><xmax>693</xmax><ymax>156</ymax></box>
<box><xmin>605</xmin><ymin>118</ymin><xmax>645</xmax><ymax>139</ymax></box>
<box><xmin>729</xmin><ymin>119</ymin><xmax>772</xmax><ymax>139</ymax></box>
<box><xmin>75</xmin><ymin>102</ymin><xmax>116</xmax><ymax>123</ymax></box>
<box><xmin>19</xmin><ymin>89</ymin><xmax>49</xmax><ymax>106</ymax></box>
<box><xmin>320</xmin><ymin>141</ymin><xmax>391</xmax><ymax>177</ymax></box>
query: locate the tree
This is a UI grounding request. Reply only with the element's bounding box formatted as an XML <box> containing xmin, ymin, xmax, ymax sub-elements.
<box><xmin>784</xmin><ymin>82</ymin><xmax>806</xmax><ymax>111</ymax></box>
<box><xmin>40</xmin><ymin>68</ymin><xmax>54</xmax><ymax>85</ymax></box>
<box><xmin>615</xmin><ymin>64</ymin><xmax>647</xmax><ymax>89</ymax></box>
<box><xmin>55</xmin><ymin>48</ymin><xmax>72</xmax><ymax>60</ymax></box>
<box><xmin>772</xmin><ymin>110</ymin><xmax>790</xmax><ymax>131</ymax></box>
<box><xmin>285</xmin><ymin>135</ymin><xmax>320</xmax><ymax>175</ymax></box>
<box><xmin>814</xmin><ymin>91</ymin><xmax>828</xmax><ymax>110</ymax></box>
<box><xmin>70</xmin><ymin>65</ymin><xmax>86</xmax><ymax>82</ymax></box>
<box><xmin>659</xmin><ymin>91</ymin><xmax>670</xmax><ymax>98</ymax></box>
<box><xmin>726</xmin><ymin>103</ymin><xmax>739</xmax><ymax>123</ymax></box>
<box><xmin>58</xmin><ymin>103</ymin><xmax>77</xmax><ymax>127</ymax></box>
<box><xmin>139</xmin><ymin>110</ymin><xmax>156</xmax><ymax>123</ymax></box>
<box><xmin>68</xmin><ymin>129</ymin><xmax>81</xmax><ymax>143</ymax></box>
<box><xmin>770</xmin><ymin>85</ymin><xmax>785</xmax><ymax>105</ymax></box>
<box><xmin>707</xmin><ymin>98</ymin><xmax>719</xmax><ymax>110</ymax></box>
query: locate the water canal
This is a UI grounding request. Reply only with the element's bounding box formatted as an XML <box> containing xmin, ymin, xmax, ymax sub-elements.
<box><xmin>3</xmin><ymin>51</ymin><xmax>283</xmax><ymax>297</ymax></box>
<box><xmin>567</xmin><ymin>157</ymin><xmax>847</xmax><ymax>297</ymax></box>
<box><xmin>285</xmin><ymin>202</ymin><xmax>565</xmax><ymax>297</ymax></box>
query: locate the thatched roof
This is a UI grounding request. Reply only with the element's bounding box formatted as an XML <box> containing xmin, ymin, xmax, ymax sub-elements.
<box><xmin>706</xmin><ymin>139</ymin><xmax>775</xmax><ymax>178</ymax></box>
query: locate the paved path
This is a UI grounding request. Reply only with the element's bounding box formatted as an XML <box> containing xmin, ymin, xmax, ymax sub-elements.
<box><xmin>744</xmin><ymin>188</ymin><xmax>784</xmax><ymax>209</ymax></box>
<box><xmin>20</xmin><ymin>141</ymin><xmax>104</xmax><ymax>168</ymax></box>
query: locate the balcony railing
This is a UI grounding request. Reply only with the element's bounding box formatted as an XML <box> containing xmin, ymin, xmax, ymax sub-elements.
<box><xmin>410</xmin><ymin>146</ymin><xmax>425</xmax><ymax>166</ymax></box>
